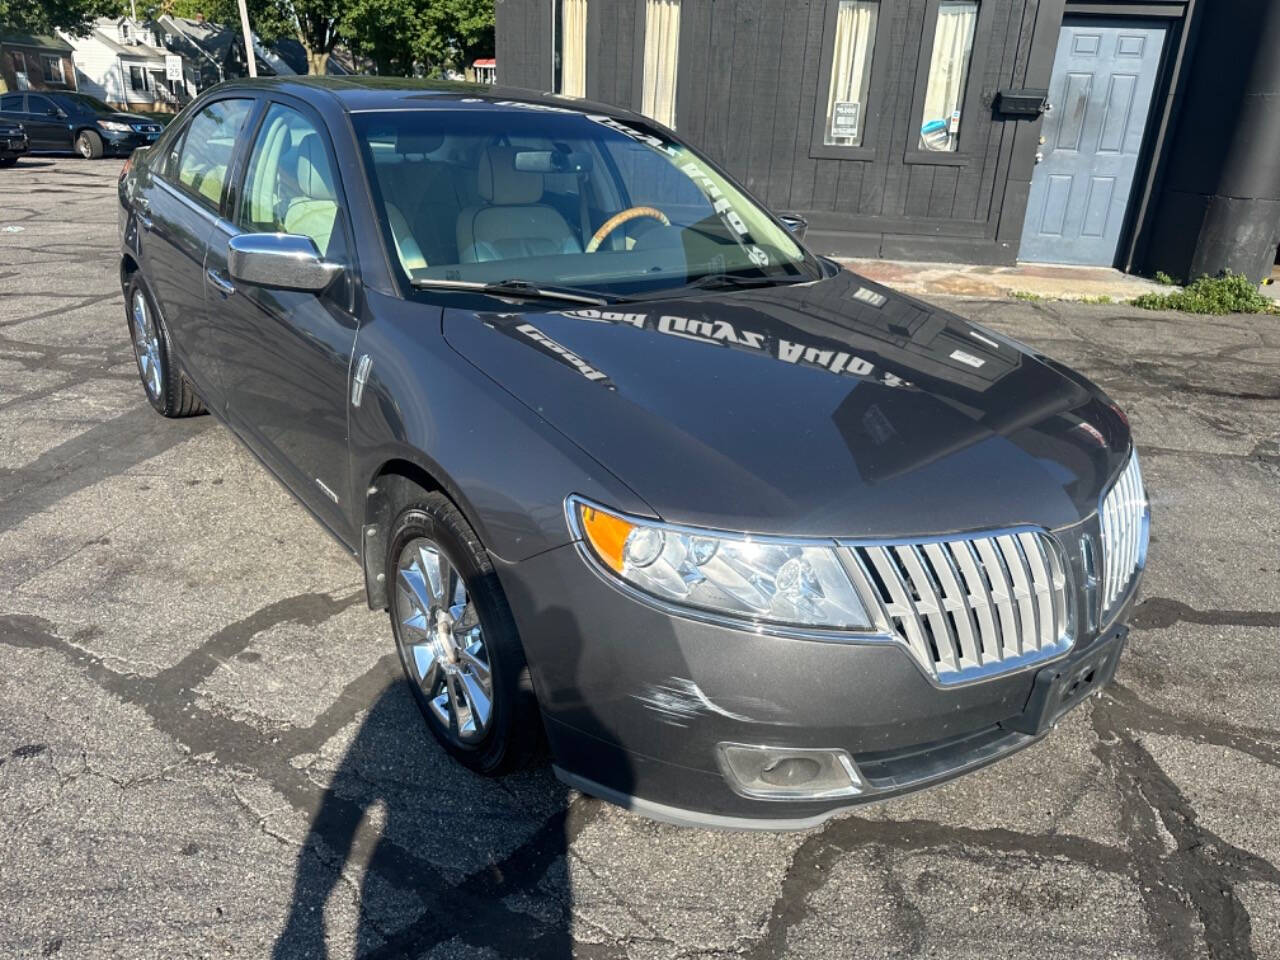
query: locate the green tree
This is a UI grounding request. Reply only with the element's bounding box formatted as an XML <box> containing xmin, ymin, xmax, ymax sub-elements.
<box><xmin>339</xmin><ymin>0</ymin><xmax>420</xmax><ymax>75</ymax></box>
<box><xmin>440</xmin><ymin>0</ymin><xmax>493</xmax><ymax>69</ymax></box>
<box><xmin>291</xmin><ymin>0</ymin><xmax>344</xmax><ymax>74</ymax></box>
<box><xmin>159</xmin><ymin>0</ymin><xmax>332</xmax><ymax>73</ymax></box>
<box><xmin>165</xmin><ymin>0</ymin><xmax>294</xmax><ymax>45</ymax></box>
<box><xmin>415</xmin><ymin>0</ymin><xmax>493</xmax><ymax>75</ymax></box>
<box><xmin>0</xmin><ymin>0</ymin><xmax>119</xmax><ymax>35</ymax></box>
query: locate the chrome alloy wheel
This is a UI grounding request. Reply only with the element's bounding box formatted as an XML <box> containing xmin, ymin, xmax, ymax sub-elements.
<box><xmin>130</xmin><ymin>289</ymin><xmax>163</xmax><ymax>400</ymax></box>
<box><xmin>395</xmin><ymin>537</ymin><xmax>494</xmax><ymax>743</ymax></box>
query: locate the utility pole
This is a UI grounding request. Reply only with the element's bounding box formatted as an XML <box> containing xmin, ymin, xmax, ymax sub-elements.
<box><xmin>237</xmin><ymin>0</ymin><xmax>257</xmax><ymax>77</ymax></box>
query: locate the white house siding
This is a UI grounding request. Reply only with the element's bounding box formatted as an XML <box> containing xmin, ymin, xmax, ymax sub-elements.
<box><xmin>67</xmin><ymin>36</ymin><xmax>124</xmax><ymax>103</ymax></box>
<box><xmin>62</xmin><ymin>21</ymin><xmax>173</xmax><ymax>110</ymax></box>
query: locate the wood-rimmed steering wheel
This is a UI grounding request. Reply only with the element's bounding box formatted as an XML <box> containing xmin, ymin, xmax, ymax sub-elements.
<box><xmin>585</xmin><ymin>206</ymin><xmax>671</xmax><ymax>253</ymax></box>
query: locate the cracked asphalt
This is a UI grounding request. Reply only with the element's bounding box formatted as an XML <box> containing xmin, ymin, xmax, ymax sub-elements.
<box><xmin>2</xmin><ymin>156</ymin><xmax>1279</xmax><ymax>959</ymax></box>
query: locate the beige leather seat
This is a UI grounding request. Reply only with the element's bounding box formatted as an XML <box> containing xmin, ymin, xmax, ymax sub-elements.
<box><xmin>456</xmin><ymin>146</ymin><xmax>582</xmax><ymax>263</ymax></box>
<box><xmin>281</xmin><ymin>133</ymin><xmax>338</xmax><ymax>256</ymax></box>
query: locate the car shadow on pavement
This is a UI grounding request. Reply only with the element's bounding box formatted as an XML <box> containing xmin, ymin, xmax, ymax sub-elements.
<box><xmin>270</xmin><ymin>599</ymin><xmax>649</xmax><ymax>958</ymax></box>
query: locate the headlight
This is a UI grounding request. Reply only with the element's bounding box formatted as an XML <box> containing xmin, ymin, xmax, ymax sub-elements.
<box><xmin>99</xmin><ymin>121</ymin><xmax>132</xmax><ymax>133</ymax></box>
<box><xmin>568</xmin><ymin>497</ymin><xmax>872</xmax><ymax>631</ymax></box>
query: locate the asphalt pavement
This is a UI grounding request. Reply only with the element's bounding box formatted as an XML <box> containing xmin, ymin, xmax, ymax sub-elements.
<box><xmin>2</xmin><ymin>156</ymin><xmax>1279</xmax><ymax>959</ymax></box>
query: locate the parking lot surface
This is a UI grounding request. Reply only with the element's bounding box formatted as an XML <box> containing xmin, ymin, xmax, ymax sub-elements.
<box><xmin>2</xmin><ymin>156</ymin><xmax>1279</xmax><ymax>959</ymax></box>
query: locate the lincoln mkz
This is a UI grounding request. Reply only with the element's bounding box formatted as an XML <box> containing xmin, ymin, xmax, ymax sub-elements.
<box><xmin>117</xmin><ymin>78</ymin><xmax>1148</xmax><ymax>829</ymax></box>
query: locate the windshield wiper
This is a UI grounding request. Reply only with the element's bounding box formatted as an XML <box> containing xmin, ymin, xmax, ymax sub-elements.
<box><xmin>682</xmin><ymin>273</ymin><xmax>812</xmax><ymax>293</ymax></box>
<box><xmin>410</xmin><ymin>277</ymin><xmax>615</xmax><ymax>306</ymax></box>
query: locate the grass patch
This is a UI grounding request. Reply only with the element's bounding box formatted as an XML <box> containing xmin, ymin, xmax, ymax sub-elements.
<box><xmin>1130</xmin><ymin>271</ymin><xmax>1276</xmax><ymax>314</ymax></box>
<box><xmin>1011</xmin><ymin>291</ymin><xmax>1112</xmax><ymax>304</ymax></box>
<box><xmin>1154</xmin><ymin>270</ymin><xmax>1178</xmax><ymax>286</ymax></box>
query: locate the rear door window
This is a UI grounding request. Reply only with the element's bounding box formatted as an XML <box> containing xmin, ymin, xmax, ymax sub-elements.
<box><xmin>0</xmin><ymin>94</ymin><xmax>23</xmax><ymax>113</ymax></box>
<box><xmin>171</xmin><ymin>98</ymin><xmax>254</xmax><ymax>212</ymax></box>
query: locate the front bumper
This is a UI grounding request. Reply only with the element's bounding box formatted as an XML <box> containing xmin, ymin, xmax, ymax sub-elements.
<box><xmin>0</xmin><ymin>134</ymin><xmax>28</xmax><ymax>157</ymax></box>
<box><xmin>101</xmin><ymin>129</ymin><xmax>161</xmax><ymax>155</ymax></box>
<box><xmin>498</xmin><ymin>527</ymin><xmax>1140</xmax><ymax>830</ymax></box>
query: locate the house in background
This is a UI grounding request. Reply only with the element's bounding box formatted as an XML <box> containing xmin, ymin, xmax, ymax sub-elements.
<box><xmin>497</xmin><ymin>0</ymin><xmax>1280</xmax><ymax>284</ymax></box>
<box><xmin>60</xmin><ymin>19</ymin><xmax>189</xmax><ymax>112</ymax></box>
<box><xmin>151</xmin><ymin>14</ymin><xmax>354</xmax><ymax>95</ymax></box>
<box><xmin>0</xmin><ymin>33</ymin><xmax>77</xmax><ymax>93</ymax></box>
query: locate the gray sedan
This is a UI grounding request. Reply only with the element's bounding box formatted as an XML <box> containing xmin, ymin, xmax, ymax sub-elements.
<box><xmin>117</xmin><ymin>77</ymin><xmax>1148</xmax><ymax>829</ymax></box>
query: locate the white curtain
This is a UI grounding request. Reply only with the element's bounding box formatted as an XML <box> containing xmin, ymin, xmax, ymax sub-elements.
<box><xmin>641</xmin><ymin>0</ymin><xmax>681</xmax><ymax>128</ymax></box>
<box><xmin>918</xmin><ymin>0</ymin><xmax>979</xmax><ymax>151</ymax></box>
<box><xmin>824</xmin><ymin>0</ymin><xmax>878</xmax><ymax>146</ymax></box>
<box><xmin>560</xmin><ymin>0</ymin><xmax>588</xmax><ymax>97</ymax></box>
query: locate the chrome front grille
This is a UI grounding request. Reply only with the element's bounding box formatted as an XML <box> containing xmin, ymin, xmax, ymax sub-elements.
<box><xmin>1099</xmin><ymin>451</ymin><xmax>1147</xmax><ymax>617</ymax></box>
<box><xmin>847</xmin><ymin>531</ymin><xmax>1072</xmax><ymax>685</ymax></box>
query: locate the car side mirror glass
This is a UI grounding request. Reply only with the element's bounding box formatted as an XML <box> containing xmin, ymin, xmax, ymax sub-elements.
<box><xmin>778</xmin><ymin>214</ymin><xmax>808</xmax><ymax>242</ymax></box>
<box><xmin>227</xmin><ymin>233</ymin><xmax>343</xmax><ymax>293</ymax></box>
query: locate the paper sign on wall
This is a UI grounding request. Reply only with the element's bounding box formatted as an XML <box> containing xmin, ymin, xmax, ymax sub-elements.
<box><xmin>830</xmin><ymin>101</ymin><xmax>861</xmax><ymax>139</ymax></box>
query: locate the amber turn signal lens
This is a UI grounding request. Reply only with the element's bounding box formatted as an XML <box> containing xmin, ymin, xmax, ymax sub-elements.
<box><xmin>577</xmin><ymin>504</ymin><xmax>634</xmax><ymax>572</ymax></box>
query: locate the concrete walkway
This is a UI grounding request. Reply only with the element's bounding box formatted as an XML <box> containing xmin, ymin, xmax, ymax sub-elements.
<box><xmin>841</xmin><ymin>257</ymin><xmax>1172</xmax><ymax>301</ymax></box>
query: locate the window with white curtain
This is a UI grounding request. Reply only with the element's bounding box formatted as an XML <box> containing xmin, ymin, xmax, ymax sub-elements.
<box><xmin>556</xmin><ymin>0</ymin><xmax>588</xmax><ymax>97</ymax></box>
<box><xmin>641</xmin><ymin>0</ymin><xmax>681</xmax><ymax>128</ymax></box>
<box><xmin>823</xmin><ymin>0</ymin><xmax>878</xmax><ymax>147</ymax></box>
<box><xmin>917</xmin><ymin>0</ymin><xmax>979</xmax><ymax>151</ymax></box>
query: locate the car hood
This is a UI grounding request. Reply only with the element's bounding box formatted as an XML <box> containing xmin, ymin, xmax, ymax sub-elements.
<box><xmin>97</xmin><ymin>112</ymin><xmax>152</xmax><ymax>125</ymax></box>
<box><xmin>442</xmin><ymin>268</ymin><xmax>1131</xmax><ymax>538</ymax></box>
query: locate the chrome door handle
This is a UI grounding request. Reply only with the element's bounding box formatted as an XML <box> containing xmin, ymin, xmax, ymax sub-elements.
<box><xmin>206</xmin><ymin>268</ymin><xmax>235</xmax><ymax>296</ymax></box>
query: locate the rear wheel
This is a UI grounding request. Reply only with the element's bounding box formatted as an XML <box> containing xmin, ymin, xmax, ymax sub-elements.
<box><xmin>125</xmin><ymin>277</ymin><xmax>205</xmax><ymax>418</ymax></box>
<box><xmin>387</xmin><ymin>491</ymin><xmax>541</xmax><ymax>774</ymax></box>
<box><xmin>76</xmin><ymin>129</ymin><xmax>104</xmax><ymax>159</ymax></box>
<box><xmin>0</xmin><ymin>156</ymin><xmax>16</xmax><ymax>168</ymax></box>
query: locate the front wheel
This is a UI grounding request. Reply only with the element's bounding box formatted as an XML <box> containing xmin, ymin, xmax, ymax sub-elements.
<box><xmin>387</xmin><ymin>491</ymin><xmax>541</xmax><ymax>774</ymax></box>
<box><xmin>0</xmin><ymin>156</ymin><xmax>17</xmax><ymax>168</ymax></box>
<box><xmin>76</xmin><ymin>129</ymin><xmax>104</xmax><ymax>159</ymax></box>
<box><xmin>125</xmin><ymin>277</ymin><xmax>205</xmax><ymax>418</ymax></box>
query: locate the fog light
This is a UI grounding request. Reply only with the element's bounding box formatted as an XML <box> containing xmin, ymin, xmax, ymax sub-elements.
<box><xmin>716</xmin><ymin>743</ymin><xmax>863</xmax><ymax>800</ymax></box>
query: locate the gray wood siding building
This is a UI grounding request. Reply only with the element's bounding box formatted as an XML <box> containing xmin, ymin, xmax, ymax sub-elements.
<box><xmin>496</xmin><ymin>0</ymin><xmax>1280</xmax><ymax>282</ymax></box>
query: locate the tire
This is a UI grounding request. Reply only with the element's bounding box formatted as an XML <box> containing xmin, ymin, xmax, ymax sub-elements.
<box><xmin>76</xmin><ymin>129</ymin><xmax>104</xmax><ymax>159</ymax></box>
<box><xmin>0</xmin><ymin>156</ymin><xmax>16</xmax><ymax>168</ymax></box>
<box><xmin>125</xmin><ymin>276</ymin><xmax>206</xmax><ymax>418</ymax></box>
<box><xmin>386</xmin><ymin>490</ymin><xmax>541</xmax><ymax>775</ymax></box>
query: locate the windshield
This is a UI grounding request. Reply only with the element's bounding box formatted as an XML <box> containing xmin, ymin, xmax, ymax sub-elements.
<box><xmin>352</xmin><ymin>103</ymin><xmax>818</xmax><ymax>299</ymax></box>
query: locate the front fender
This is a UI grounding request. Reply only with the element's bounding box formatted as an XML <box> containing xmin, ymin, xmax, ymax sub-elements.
<box><xmin>348</xmin><ymin>292</ymin><xmax>654</xmax><ymax>568</ymax></box>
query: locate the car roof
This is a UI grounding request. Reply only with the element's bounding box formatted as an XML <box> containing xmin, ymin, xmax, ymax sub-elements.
<box><xmin>212</xmin><ymin>75</ymin><xmax>650</xmax><ymax>125</ymax></box>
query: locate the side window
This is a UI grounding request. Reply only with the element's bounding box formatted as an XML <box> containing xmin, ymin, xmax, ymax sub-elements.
<box><xmin>10</xmin><ymin>52</ymin><xmax>28</xmax><ymax>87</ymax></box>
<box><xmin>917</xmin><ymin>0</ymin><xmax>979</xmax><ymax>151</ymax></box>
<box><xmin>173</xmin><ymin>98</ymin><xmax>253</xmax><ymax>211</ymax></box>
<box><xmin>28</xmin><ymin>95</ymin><xmax>54</xmax><ymax>116</ymax></box>
<box><xmin>0</xmin><ymin>94</ymin><xmax>23</xmax><ymax>113</ymax></box>
<box><xmin>640</xmin><ymin>0</ymin><xmax>681</xmax><ymax>128</ymax></box>
<box><xmin>239</xmin><ymin>103</ymin><xmax>344</xmax><ymax>259</ymax></box>
<box><xmin>555</xmin><ymin>0</ymin><xmax>588</xmax><ymax>96</ymax></box>
<box><xmin>41</xmin><ymin>55</ymin><xmax>65</xmax><ymax>85</ymax></box>
<box><xmin>822</xmin><ymin>1</ymin><xmax>879</xmax><ymax>147</ymax></box>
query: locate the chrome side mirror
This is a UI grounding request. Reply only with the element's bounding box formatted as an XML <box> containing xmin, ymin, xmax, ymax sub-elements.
<box><xmin>227</xmin><ymin>233</ymin><xmax>343</xmax><ymax>293</ymax></box>
<box><xmin>778</xmin><ymin>213</ymin><xmax>808</xmax><ymax>242</ymax></box>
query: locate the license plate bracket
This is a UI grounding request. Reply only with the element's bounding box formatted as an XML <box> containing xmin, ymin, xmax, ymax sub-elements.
<box><xmin>1000</xmin><ymin>627</ymin><xmax>1127</xmax><ymax>737</ymax></box>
